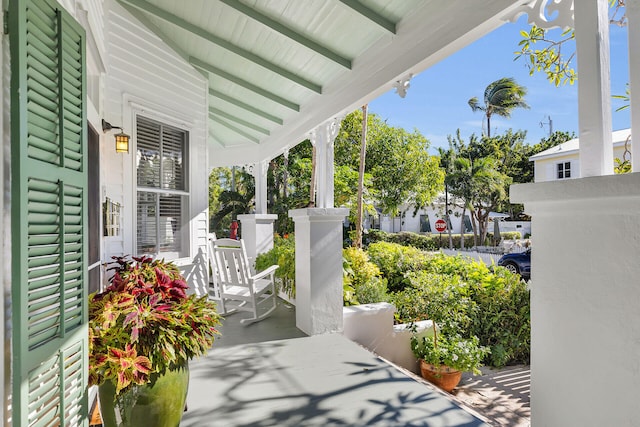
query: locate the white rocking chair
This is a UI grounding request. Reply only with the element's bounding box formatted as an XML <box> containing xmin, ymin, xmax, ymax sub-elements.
<box><xmin>208</xmin><ymin>235</ymin><xmax>278</xmax><ymax>325</ymax></box>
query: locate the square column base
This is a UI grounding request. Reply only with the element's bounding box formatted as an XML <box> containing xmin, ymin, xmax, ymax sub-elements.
<box><xmin>289</xmin><ymin>208</ymin><xmax>349</xmax><ymax>335</ymax></box>
<box><xmin>237</xmin><ymin>214</ymin><xmax>278</xmax><ymax>266</ymax></box>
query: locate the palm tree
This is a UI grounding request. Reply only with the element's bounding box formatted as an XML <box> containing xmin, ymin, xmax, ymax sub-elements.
<box><xmin>468</xmin><ymin>77</ymin><xmax>529</xmax><ymax>137</ymax></box>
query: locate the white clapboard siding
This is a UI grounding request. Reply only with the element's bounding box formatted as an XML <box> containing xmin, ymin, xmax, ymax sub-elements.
<box><xmin>103</xmin><ymin>1</ymin><xmax>209</xmax><ymax>292</ymax></box>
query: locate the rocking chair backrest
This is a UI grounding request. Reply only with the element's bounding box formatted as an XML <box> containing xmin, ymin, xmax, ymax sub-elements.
<box><xmin>212</xmin><ymin>238</ymin><xmax>253</xmax><ymax>292</ymax></box>
<box><xmin>208</xmin><ymin>235</ymin><xmax>279</xmax><ymax>325</ymax></box>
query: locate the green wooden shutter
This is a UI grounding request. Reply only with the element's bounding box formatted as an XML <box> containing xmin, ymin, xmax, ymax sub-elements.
<box><xmin>9</xmin><ymin>0</ymin><xmax>88</xmax><ymax>425</ymax></box>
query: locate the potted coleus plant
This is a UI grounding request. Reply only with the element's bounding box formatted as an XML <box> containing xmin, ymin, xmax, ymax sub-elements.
<box><xmin>89</xmin><ymin>256</ymin><xmax>221</xmax><ymax>427</ymax></box>
<box><xmin>410</xmin><ymin>323</ymin><xmax>489</xmax><ymax>392</ymax></box>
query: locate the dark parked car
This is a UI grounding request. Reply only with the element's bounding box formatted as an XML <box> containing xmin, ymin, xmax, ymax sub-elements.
<box><xmin>497</xmin><ymin>249</ymin><xmax>531</xmax><ymax>280</ymax></box>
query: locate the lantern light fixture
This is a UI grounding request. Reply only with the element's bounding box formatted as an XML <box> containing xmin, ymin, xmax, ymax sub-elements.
<box><xmin>102</xmin><ymin>119</ymin><xmax>130</xmax><ymax>153</ymax></box>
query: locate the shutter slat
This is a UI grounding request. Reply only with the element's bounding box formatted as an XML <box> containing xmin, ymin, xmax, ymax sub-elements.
<box><xmin>28</xmin><ymin>245</ymin><xmax>59</xmax><ymax>259</ymax></box>
<box><xmin>27</xmin><ymin>276</ymin><xmax>59</xmax><ymax>291</ymax></box>
<box><xmin>28</xmin><ymin>254</ymin><xmax>59</xmax><ymax>269</ymax></box>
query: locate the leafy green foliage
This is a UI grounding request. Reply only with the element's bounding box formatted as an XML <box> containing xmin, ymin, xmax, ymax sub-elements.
<box><xmin>411</xmin><ymin>328</ymin><xmax>490</xmax><ymax>374</ymax></box>
<box><xmin>392</xmin><ymin>272</ymin><xmax>472</xmax><ymax>329</ymax></box>
<box><xmin>366</xmin><ymin>241</ymin><xmax>429</xmax><ymax>292</ymax></box>
<box><xmin>335</xmin><ymin>110</ymin><xmax>444</xmax><ymax>218</ymax></box>
<box><xmin>384</xmin><ymin>248</ymin><xmax>530</xmax><ymax>367</ymax></box>
<box><xmin>364</xmin><ymin>229</ymin><xmax>522</xmax><ymax>251</ymax></box>
<box><xmin>515</xmin><ymin>25</ymin><xmax>576</xmax><ymax>87</ymax></box>
<box><xmin>209</xmin><ymin>168</ymin><xmax>254</xmax><ymax>237</ymax></box>
<box><xmin>342</xmin><ymin>247</ymin><xmax>388</xmax><ymax>305</ymax></box>
<box><xmin>468</xmin><ymin>78</ymin><xmax>529</xmax><ymax>137</ymax></box>
<box><xmin>267</xmin><ymin>141</ymin><xmax>314</xmax><ymax>235</ymax></box>
<box><xmin>515</xmin><ymin>2</ymin><xmax>626</xmax><ymax>86</ymax></box>
<box><xmin>255</xmin><ymin>234</ymin><xmax>296</xmax><ymax>297</ymax></box>
<box><xmin>89</xmin><ymin>257</ymin><xmax>221</xmax><ymax>395</ymax></box>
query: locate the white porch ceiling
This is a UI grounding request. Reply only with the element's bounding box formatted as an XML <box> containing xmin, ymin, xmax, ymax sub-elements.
<box><xmin>116</xmin><ymin>0</ymin><xmax>527</xmax><ymax>167</ymax></box>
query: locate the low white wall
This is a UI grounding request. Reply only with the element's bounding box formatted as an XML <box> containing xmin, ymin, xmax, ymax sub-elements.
<box><xmin>343</xmin><ymin>302</ymin><xmax>433</xmax><ymax>374</ymax></box>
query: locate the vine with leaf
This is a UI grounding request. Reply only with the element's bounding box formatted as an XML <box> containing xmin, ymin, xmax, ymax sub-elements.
<box><xmin>515</xmin><ymin>0</ymin><xmax>626</xmax><ymax>87</ymax></box>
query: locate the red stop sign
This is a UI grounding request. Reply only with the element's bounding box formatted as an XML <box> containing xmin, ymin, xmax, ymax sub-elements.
<box><xmin>434</xmin><ymin>219</ymin><xmax>447</xmax><ymax>233</ymax></box>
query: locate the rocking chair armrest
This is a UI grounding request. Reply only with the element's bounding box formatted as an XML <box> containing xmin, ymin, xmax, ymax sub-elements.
<box><xmin>251</xmin><ymin>265</ymin><xmax>279</xmax><ymax>281</ymax></box>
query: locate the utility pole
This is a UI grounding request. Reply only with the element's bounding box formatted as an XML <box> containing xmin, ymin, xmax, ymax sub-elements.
<box><xmin>354</xmin><ymin>105</ymin><xmax>368</xmax><ymax>248</ymax></box>
<box><xmin>540</xmin><ymin>115</ymin><xmax>553</xmax><ymax>137</ymax></box>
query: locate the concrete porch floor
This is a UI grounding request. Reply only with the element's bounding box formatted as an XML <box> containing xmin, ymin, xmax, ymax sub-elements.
<box><xmin>182</xmin><ymin>300</ymin><xmax>490</xmax><ymax>427</ymax></box>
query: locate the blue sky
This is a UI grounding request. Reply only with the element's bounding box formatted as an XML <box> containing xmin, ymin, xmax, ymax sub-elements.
<box><xmin>369</xmin><ymin>15</ymin><xmax>630</xmax><ymax>154</ymax></box>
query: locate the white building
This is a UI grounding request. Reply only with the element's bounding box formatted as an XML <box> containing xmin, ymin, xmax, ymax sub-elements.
<box><xmin>376</xmin><ymin>205</ymin><xmax>531</xmax><ymax>238</ymax></box>
<box><xmin>531</xmin><ymin>128</ymin><xmax>632</xmax><ymax>182</ymax></box>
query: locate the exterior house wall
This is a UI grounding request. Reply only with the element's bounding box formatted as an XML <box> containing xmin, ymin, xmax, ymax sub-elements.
<box><xmin>377</xmin><ymin>205</ymin><xmax>530</xmax><ymax>239</ymax></box>
<box><xmin>534</xmin><ymin>153</ymin><xmax>579</xmax><ymax>183</ymax></box>
<box><xmin>532</xmin><ymin>129</ymin><xmax>631</xmax><ymax>183</ymax></box>
<box><xmin>377</xmin><ymin>205</ymin><xmax>473</xmax><ymax>235</ymax></box>
<box><xmin>534</xmin><ymin>147</ymin><xmax>631</xmax><ymax>183</ymax></box>
<box><xmin>103</xmin><ymin>1</ymin><xmax>210</xmax><ymax>291</ymax></box>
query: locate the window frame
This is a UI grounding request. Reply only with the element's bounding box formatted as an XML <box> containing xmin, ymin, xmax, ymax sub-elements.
<box><xmin>557</xmin><ymin>161</ymin><xmax>571</xmax><ymax>179</ymax></box>
<box><xmin>419</xmin><ymin>214</ymin><xmax>431</xmax><ymax>233</ymax></box>
<box><xmin>134</xmin><ymin>114</ymin><xmax>190</xmax><ymax>260</ymax></box>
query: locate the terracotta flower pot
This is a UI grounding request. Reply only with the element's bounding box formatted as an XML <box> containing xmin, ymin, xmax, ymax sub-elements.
<box><xmin>419</xmin><ymin>359</ymin><xmax>462</xmax><ymax>393</ymax></box>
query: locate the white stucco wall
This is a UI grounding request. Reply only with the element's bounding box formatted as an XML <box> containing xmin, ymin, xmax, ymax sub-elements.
<box><xmin>343</xmin><ymin>303</ymin><xmax>434</xmax><ymax>374</ymax></box>
<box><xmin>103</xmin><ymin>1</ymin><xmax>209</xmax><ymax>289</ymax></box>
<box><xmin>512</xmin><ymin>173</ymin><xmax>640</xmax><ymax>426</ymax></box>
<box><xmin>377</xmin><ymin>205</ymin><xmax>470</xmax><ymax>235</ymax></box>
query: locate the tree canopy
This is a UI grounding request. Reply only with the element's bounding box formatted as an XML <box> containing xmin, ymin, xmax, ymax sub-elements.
<box><xmin>468</xmin><ymin>78</ymin><xmax>529</xmax><ymax>137</ymax></box>
<box><xmin>334</xmin><ymin>110</ymin><xmax>444</xmax><ymax>218</ymax></box>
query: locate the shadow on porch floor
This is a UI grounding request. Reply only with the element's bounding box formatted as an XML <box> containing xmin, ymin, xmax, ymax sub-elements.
<box><xmin>182</xmin><ymin>299</ymin><xmax>490</xmax><ymax>427</ymax></box>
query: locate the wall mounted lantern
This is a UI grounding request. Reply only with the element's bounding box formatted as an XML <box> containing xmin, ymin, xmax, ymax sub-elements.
<box><xmin>102</xmin><ymin>119</ymin><xmax>130</xmax><ymax>153</ymax></box>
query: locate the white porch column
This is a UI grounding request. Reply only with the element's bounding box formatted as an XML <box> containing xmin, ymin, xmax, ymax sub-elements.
<box><xmin>247</xmin><ymin>160</ymin><xmax>269</xmax><ymax>214</ymax></box>
<box><xmin>627</xmin><ymin>0</ymin><xmax>640</xmax><ymax>172</ymax></box>
<box><xmin>237</xmin><ymin>214</ymin><xmax>278</xmax><ymax>266</ymax></box>
<box><xmin>312</xmin><ymin>117</ymin><xmax>342</xmax><ymax>208</ymax></box>
<box><xmin>511</xmin><ymin>174</ymin><xmax>640</xmax><ymax>426</ymax></box>
<box><xmin>289</xmin><ymin>208</ymin><xmax>349</xmax><ymax>335</ymax></box>
<box><xmin>574</xmin><ymin>0</ymin><xmax>613</xmax><ymax>177</ymax></box>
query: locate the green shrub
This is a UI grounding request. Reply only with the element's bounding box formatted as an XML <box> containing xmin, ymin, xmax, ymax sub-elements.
<box><xmin>365</xmin><ymin>229</ymin><xmax>522</xmax><ymax>250</ymax></box>
<box><xmin>342</xmin><ymin>247</ymin><xmax>388</xmax><ymax>305</ymax></box>
<box><xmin>390</xmin><ymin>253</ymin><xmax>530</xmax><ymax>367</ymax></box>
<box><xmin>255</xmin><ymin>234</ymin><xmax>295</xmax><ymax>297</ymax></box>
<box><xmin>366</xmin><ymin>242</ymin><xmax>429</xmax><ymax>292</ymax></box>
<box><xmin>390</xmin><ymin>271</ymin><xmax>473</xmax><ymax>330</ymax></box>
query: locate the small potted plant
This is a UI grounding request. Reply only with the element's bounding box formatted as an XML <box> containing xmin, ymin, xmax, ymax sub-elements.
<box><xmin>410</xmin><ymin>323</ymin><xmax>489</xmax><ymax>392</ymax></box>
<box><xmin>89</xmin><ymin>256</ymin><xmax>222</xmax><ymax>427</ymax></box>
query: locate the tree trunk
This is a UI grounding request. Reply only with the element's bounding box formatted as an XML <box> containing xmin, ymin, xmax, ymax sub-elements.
<box><xmin>309</xmin><ymin>144</ymin><xmax>316</xmax><ymax>207</ymax></box>
<box><xmin>283</xmin><ymin>154</ymin><xmax>289</xmax><ymax>199</ymax></box>
<box><xmin>460</xmin><ymin>205</ymin><xmax>466</xmax><ymax>250</ymax></box>
<box><xmin>354</xmin><ymin>105</ymin><xmax>368</xmax><ymax>248</ymax></box>
<box><xmin>470</xmin><ymin>209</ymin><xmax>479</xmax><ymax>247</ymax></box>
<box><xmin>486</xmin><ymin>114</ymin><xmax>491</xmax><ymax>137</ymax></box>
<box><xmin>445</xmin><ymin>186</ymin><xmax>453</xmax><ymax>249</ymax></box>
<box><xmin>268</xmin><ymin>160</ymin><xmax>275</xmax><ymax>208</ymax></box>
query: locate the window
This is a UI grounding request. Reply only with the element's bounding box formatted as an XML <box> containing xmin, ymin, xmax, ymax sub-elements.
<box><xmin>463</xmin><ymin>215</ymin><xmax>473</xmax><ymax>233</ymax></box>
<box><xmin>136</xmin><ymin>116</ymin><xmax>189</xmax><ymax>258</ymax></box>
<box><xmin>557</xmin><ymin>161</ymin><xmax>571</xmax><ymax>179</ymax></box>
<box><xmin>420</xmin><ymin>215</ymin><xmax>431</xmax><ymax>232</ymax></box>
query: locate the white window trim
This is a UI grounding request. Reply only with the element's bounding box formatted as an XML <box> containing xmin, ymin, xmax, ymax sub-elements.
<box><xmin>123</xmin><ymin>97</ymin><xmax>195</xmax><ymax>262</ymax></box>
<box><xmin>557</xmin><ymin>161</ymin><xmax>572</xmax><ymax>180</ymax></box>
